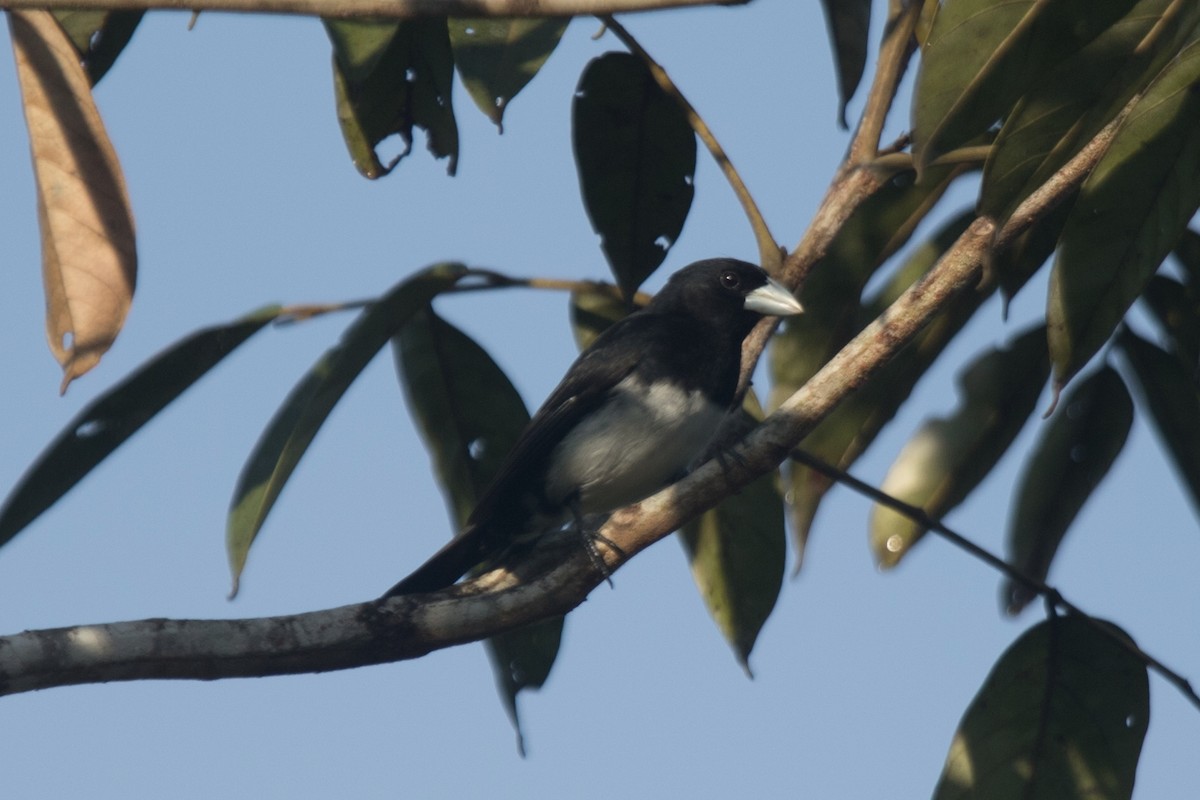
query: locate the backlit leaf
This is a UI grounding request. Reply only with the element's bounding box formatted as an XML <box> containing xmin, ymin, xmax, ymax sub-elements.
<box><xmin>11</xmin><ymin>10</ymin><xmax>138</xmax><ymax>391</ymax></box>
<box><xmin>1118</xmin><ymin>328</ymin><xmax>1200</xmax><ymax>519</ymax></box>
<box><xmin>226</xmin><ymin>263</ymin><xmax>466</xmax><ymax>595</ymax></box>
<box><xmin>0</xmin><ymin>306</ymin><xmax>282</xmax><ymax>549</ymax></box>
<box><xmin>818</xmin><ymin>0</ymin><xmax>871</xmax><ymax>127</ymax></box>
<box><xmin>871</xmin><ymin>326</ymin><xmax>1049</xmax><ymax>567</ymax></box>
<box><xmin>934</xmin><ymin>616</ymin><xmax>1148</xmax><ymax>800</ymax></box>
<box><xmin>912</xmin><ymin>0</ymin><xmax>1135</xmax><ymax>172</ymax></box>
<box><xmin>393</xmin><ymin>307</ymin><xmax>559</xmax><ymax>755</ymax></box>
<box><xmin>328</xmin><ymin>18</ymin><xmax>459</xmax><ymax>179</ymax></box>
<box><xmin>573</xmin><ymin>51</ymin><xmax>696</xmax><ymax>298</ymax></box>
<box><xmin>448</xmin><ymin>17</ymin><xmax>567</xmax><ymax>130</ymax></box>
<box><xmin>1048</xmin><ymin>36</ymin><xmax>1200</xmax><ymax>388</ymax></box>
<box><xmin>1004</xmin><ymin>366</ymin><xmax>1132</xmax><ymax>614</ymax></box>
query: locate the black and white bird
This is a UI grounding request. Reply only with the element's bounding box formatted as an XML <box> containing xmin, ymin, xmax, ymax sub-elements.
<box><xmin>384</xmin><ymin>258</ymin><xmax>802</xmax><ymax>597</ymax></box>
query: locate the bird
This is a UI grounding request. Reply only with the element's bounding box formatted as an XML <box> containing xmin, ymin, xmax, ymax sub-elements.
<box><xmin>383</xmin><ymin>257</ymin><xmax>803</xmax><ymax>597</ymax></box>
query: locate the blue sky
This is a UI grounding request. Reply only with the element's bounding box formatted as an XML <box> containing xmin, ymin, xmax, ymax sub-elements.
<box><xmin>0</xmin><ymin>3</ymin><xmax>1197</xmax><ymax>797</ymax></box>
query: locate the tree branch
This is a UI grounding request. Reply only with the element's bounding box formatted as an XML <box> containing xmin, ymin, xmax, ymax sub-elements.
<box><xmin>0</xmin><ymin>0</ymin><xmax>744</xmax><ymax>18</ymax></box>
<box><xmin>0</xmin><ymin>37</ymin><xmax>1136</xmax><ymax>699</ymax></box>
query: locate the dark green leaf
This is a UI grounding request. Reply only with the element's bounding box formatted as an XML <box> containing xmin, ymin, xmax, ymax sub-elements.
<box><xmin>934</xmin><ymin>616</ymin><xmax>1149</xmax><ymax>800</ymax></box>
<box><xmin>818</xmin><ymin>0</ymin><xmax>871</xmax><ymax>127</ymax></box>
<box><xmin>569</xmin><ymin>284</ymin><xmax>635</xmax><ymax>351</ymax></box>
<box><xmin>0</xmin><ymin>305</ymin><xmax>282</xmax><ymax>549</ymax></box>
<box><xmin>1173</xmin><ymin>226</ymin><xmax>1200</xmax><ymax>286</ymax></box>
<box><xmin>1048</xmin><ymin>36</ymin><xmax>1200</xmax><ymax>388</ymax></box>
<box><xmin>980</xmin><ymin>0</ymin><xmax>1198</xmax><ymax>220</ymax></box>
<box><xmin>989</xmin><ymin>199</ymin><xmax>1072</xmax><ymax>313</ymax></box>
<box><xmin>226</xmin><ymin>263</ymin><xmax>465</xmax><ymax>594</ymax></box>
<box><xmin>912</xmin><ymin>0</ymin><xmax>1136</xmax><ymax>172</ymax></box>
<box><xmin>680</xmin><ymin>395</ymin><xmax>786</xmax><ymax>672</ymax></box>
<box><xmin>393</xmin><ymin>307</ymin><xmax>559</xmax><ymax>754</ymax></box>
<box><xmin>573</xmin><ymin>51</ymin><xmax>696</xmax><ymax>298</ymax></box>
<box><xmin>448</xmin><ymin>17</ymin><xmax>568</xmax><ymax>130</ymax></box>
<box><xmin>1119</xmin><ymin>328</ymin><xmax>1200</xmax><ymax>518</ymax></box>
<box><xmin>328</xmin><ymin>18</ymin><xmax>459</xmax><ymax>179</ymax></box>
<box><xmin>1004</xmin><ymin>366</ymin><xmax>1133</xmax><ymax>614</ymax></box>
<box><xmin>53</xmin><ymin>10</ymin><xmax>143</xmax><ymax>85</ymax></box>
<box><xmin>775</xmin><ymin>209</ymin><xmax>978</xmax><ymax>567</ymax></box>
<box><xmin>1141</xmin><ymin>274</ymin><xmax>1200</xmax><ymax>368</ymax></box>
<box><xmin>871</xmin><ymin>326</ymin><xmax>1049</xmax><ymax>567</ymax></box>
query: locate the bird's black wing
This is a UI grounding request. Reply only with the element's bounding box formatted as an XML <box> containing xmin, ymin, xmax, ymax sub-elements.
<box><xmin>382</xmin><ymin>313</ymin><xmax>669</xmax><ymax>597</ymax></box>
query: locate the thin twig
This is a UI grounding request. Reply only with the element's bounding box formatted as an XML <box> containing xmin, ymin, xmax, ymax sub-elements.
<box><xmin>846</xmin><ymin>0</ymin><xmax>920</xmax><ymax>165</ymax></box>
<box><xmin>790</xmin><ymin>449</ymin><xmax>1200</xmax><ymax>713</ymax></box>
<box><xmin>600</xmin><ymin>15</ymin><xmax>782</xmax><ymax>272</ymax></box>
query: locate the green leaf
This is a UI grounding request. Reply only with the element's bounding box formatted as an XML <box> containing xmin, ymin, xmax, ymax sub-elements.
<box><xmin>226</xmin><ymin>263</ymin><xmax>465</xmax><ymax>595</ymax></box>
<box><xmin>448</xmin><ymin>17</ymin><xmax>568</xmax><ymax>130</ymax></box>
<box><xmin>392</xmin><ymin>307</ymin><xmax>559</xmax><ymax>755</ymax></box>
<box><xmin>328</xmin><ymin>18</ymin><xmax>459</xmax><ymax>179</ymax></box>
<box><xmin>1140</xmin><ymin>274</ymin><xmax>1200</xmax><ymax>368</ymax></box>
<box><xmin>1048</xmin><ymin>36</ymin><xmax>1200</xmax><ymax>387</ymax></box>
<box><xmin>871</xmin><ymin>326</ymin><xmax>1049</xmax><ymax>568</ymax></box>
<box><xmin>989</xmin><ymin>200</ymin><xmax>1072</xmax><ymax>313</ymax></box>
<box><xmin>980</xmin><ymin>0</ymin><xmax>1198</xmax><ymax>220</ymax></box>
<box><xmin>1004</xmin><ymin>366</ymin><xmax>1133</xmax><ymax>614</ymax></box>
<box><xmin>569</xmin><ymin>284</ymin><xmax>635</xmax><ymax>351</ymax></box>
<box><xmin>1173</xmin><ymin>226</ymin><xmax>1200</xmax><ymax>286</ymax></box>
<box><xmin>679</xmin><ymin>395</ymin><xmax>786</xmax><ymax>672</ymax></box>
<box><xmin>0</xmin><ymin>305</ymin><xmax>282</xmax><ymax>550</ymax></box>
<box><xmin>912</xmin><ymin>0</ymin><xmax>1135</xmax><ymax>172</ymax></box>
<box><xmin>818</xmin><ymin>0</ymin><xmax>871</xmax><ymax>127</ymax></box>
<box><xmin>53</xmin><ymin>10</ymin><xmax>144</xmax><ymax>85</ymax></box>
<box><xmin>573</xmin><ymin>51</ymin><xmax>696</xmax><ymax>298</ymax></box>
<box><xmin>1118</xmin><ymin>328</ymin><xmax>1200</xmax><ymax>518</ymax></box>
<box><xmin>776</xmin><ymin>209</ymin><xmax>978</xmax><ymax>567</ymax></box>
<box><xmin>934</xmin><ymin>616</ymin><xmax>1149</xmax><ymax>800</ymax></box>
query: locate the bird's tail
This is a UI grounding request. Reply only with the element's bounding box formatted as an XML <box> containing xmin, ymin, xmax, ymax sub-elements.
<box><xmin>381</xmin><ymin>524</ymin><xmax>491</xmax><ymax>597</ymax></box>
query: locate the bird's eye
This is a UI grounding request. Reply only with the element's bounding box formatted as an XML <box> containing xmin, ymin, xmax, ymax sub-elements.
<box><xmin>720</xmin><ymin>270</ymin><xmax>741</xmax><ymax>290</ymax></box>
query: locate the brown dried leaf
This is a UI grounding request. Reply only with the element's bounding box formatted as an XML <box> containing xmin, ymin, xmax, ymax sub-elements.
<box><xmin>10</xmin><ymin>10</ymin><xmax>137</xmax><ymax>392</ymax></box>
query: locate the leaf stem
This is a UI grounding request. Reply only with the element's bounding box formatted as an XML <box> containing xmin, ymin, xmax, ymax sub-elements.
<box><xmin>600</xmin><ymin>15</ymin><xmax>782</xmax><ymax>272</ymax></box>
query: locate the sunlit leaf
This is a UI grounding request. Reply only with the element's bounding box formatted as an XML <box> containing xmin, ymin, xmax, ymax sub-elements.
<box><xmin>226</xmin><ymin>263</ymin><xmax>466</xmax><ymax>595</ymax></box>
<box><xmin>53</xmin><ymin>9</ymin><xmax>144</xmax><ymax>85</ymax></box>
<box><xmin>10</xmin><ymin>10</ymin><xmax>138</xmax><ymax>391</ymax></box>
<box><xmin>934</xmin><ymin>616</ymin><xmax>1149</xmax><ymax>800</ymax></box>
<box><xmin>912</xmin><ymin>0</ymin><xmax>1135</xmax><ymax>172</ymax></box>
<box><xmin>328</xmin><ymin>18</ymin><xmax>459</xmax><ymax>179</ymax></box>
<box><xmin>871</xmin><ymin>326</ymin><xmax>1049</xmax><ymax>568</ymax></box>
<box><xmin>573</xmin><ymin>51</ymin><xmax>696</xmax><ymax>298</ymax></box>
<box><xmin>1048</xmin><ymin>36</ymin><xmax>1200</xmax><ymax>388</ymax></box>
<box><xmin>1004</xmin><ymin>366</ymin><xmax>1132</xmax><ymax>614</ymax></box>
<box><xmin>448</xmin><ymin>17</ymin><xmax>568</xmax><ymax>130</ymax></box>
<box><xmin>818</xmin><ymin>0</ymin><xmax>870</xmax><ymax>127</ymax></box>
<box><xmin>0</xmin><ymin>306</ymin><xmax>283</xmax><ymax>550</ymax></box>
<box><xmin>680</xmin><ymin>395</ymin><xmax>785</xmax><ymax>672</ymax></box>
<box><xmin>980</xmin><ymin>0</ymin><xmax>1198</xmax><ymax>220</ymax></box>
<box><xmin>1118</xmin><ymin>328</ymin><xmax>1200</xmax><ymax>518</ymax></box>
<box><xmin>393</xmin><ymin>307</ymin><xmax>559</xmax><ymax>754</ymax></box>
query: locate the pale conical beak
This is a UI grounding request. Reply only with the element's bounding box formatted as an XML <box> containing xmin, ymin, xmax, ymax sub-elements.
<box><xmin>744</xmin><ymin>277</ymin><xmax>803</xmax><ymax>316</ymax></box>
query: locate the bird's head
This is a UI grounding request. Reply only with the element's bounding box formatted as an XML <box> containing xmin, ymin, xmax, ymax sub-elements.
<box><xmin>656</xmin><ymin>258</ymin><xmax>803</xmax><ymax>329</ymax></box>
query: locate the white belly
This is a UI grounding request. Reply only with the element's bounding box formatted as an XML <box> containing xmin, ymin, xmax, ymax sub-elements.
<box><xmin>545</xmin><ymin>376</ymin><xmax>726</xmax><ymax>513</ymax></box>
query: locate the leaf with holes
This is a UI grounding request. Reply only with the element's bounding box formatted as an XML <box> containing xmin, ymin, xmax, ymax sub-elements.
<box><xmin>0</xmin><ymin>305</ymin><xmax>282</xmax><ymax>550</ymax></box>
<box><xmin>1004</xmin><ymin>365</ymin><xmax>1132</xmax><ymax>614</ymax></box>
<box><xmin>393</xmin><ymin>306</ymin><xmax>559</xmax><ymax>755</ymax></box>
<box><xmin>573</xmin><ymin>51</ymin><xmax>696</xmax><ymax>298</ymax></box>
<box><xmin>1048</xmin><ymin>36</ymin><xmax>1200</xmax><ymax>388</ymax></box>
<box><xmin>227</xmin><ymin>263</ymin><xmax>466</xmax><ymax>595</ymax></box>
<box><xmin>449</xmin><ymin>17</ymin><xmax>567</xmax><ymax>130</ymax></box>
<box><xmin>328</xmin><ymin>18</ymin><xmax>459</xmax><ymax>179</ymax></box>
<box><xmin>934</xmin><ymin>616</ymin><xmax>1149</xmax><ymax>799</ymax></box>
<box><xmin>53</xmin><ymin>9</ymin><xmax>144</xmax><ymax>85</ymax></box>
<box><xmin>871</xmin><ymin>326</ymin><xmax>1049</xmax><ymax>568</ymax></box>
